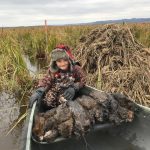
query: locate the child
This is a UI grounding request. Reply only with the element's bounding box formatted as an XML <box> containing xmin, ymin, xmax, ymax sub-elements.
<box><xmin>29</xmin><ymin>45</ymin><xmax>86</xmax><ymax>108</ymax></box>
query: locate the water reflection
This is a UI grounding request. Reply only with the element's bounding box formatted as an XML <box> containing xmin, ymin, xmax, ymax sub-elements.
<box><xmin>22</xmin><ymin>54</ymin><xmax>49</xmax><ymax>76</ymax></box>
<box><xmin>22</xmin><ymin>55</ymin><xmax>38</xmax><ymax>76</ymax></box>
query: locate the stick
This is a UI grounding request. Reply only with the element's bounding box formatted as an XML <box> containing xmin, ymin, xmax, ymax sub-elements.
<box><xmin>6</xmin><ymin>112</ymin><xmax>28</xmax><ymax>136</ymax></box>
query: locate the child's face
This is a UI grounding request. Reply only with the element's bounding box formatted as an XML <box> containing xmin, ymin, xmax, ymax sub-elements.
<box><xmin>56</xmin><ymin>58</ymin><xmax>69</xmax><ymax>70</ymax></box>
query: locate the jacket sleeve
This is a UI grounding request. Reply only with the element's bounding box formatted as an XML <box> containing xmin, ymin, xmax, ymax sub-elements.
<box><xmin>37</xmin><ymin>68</ymin><xmax>53</xmax><ymax>88</ymax></box>
<box><xmin>73</xmin><ymin>65</ymin><xmax>86</xmax><ymax>90</ymax></box>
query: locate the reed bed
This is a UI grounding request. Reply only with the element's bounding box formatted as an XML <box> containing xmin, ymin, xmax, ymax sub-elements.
<box><xmin>0</xmin><ymin>32</ymin><xmax>32</xmax><ymax>92</ymax></box>
<box><xmin>0</xmin><ymin>23</ymin><xmax>150</xmax><ymax>106</ymax></box>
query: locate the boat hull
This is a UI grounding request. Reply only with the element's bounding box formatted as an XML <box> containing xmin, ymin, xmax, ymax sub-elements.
<box><xmin>24</xmin><ymin>86</ymin><xmax>150</xmax><ymax>150</ymax></box>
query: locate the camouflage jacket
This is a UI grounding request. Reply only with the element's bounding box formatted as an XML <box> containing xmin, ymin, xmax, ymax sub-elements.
<box><xmin>37</xmin><ymin>65</ymin><xmax>86</xmax><ymax>90</ymax></box>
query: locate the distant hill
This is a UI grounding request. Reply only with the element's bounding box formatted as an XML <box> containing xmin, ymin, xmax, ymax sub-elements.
<box><xmin>2</xmin><ymin>18</ymin><xmax>150</xmax><ymax>28</ymax></box>
<box><xmin>84</xmin><ymin>18</ymin><xmax>150</xmax><ymax>25</ymax></box>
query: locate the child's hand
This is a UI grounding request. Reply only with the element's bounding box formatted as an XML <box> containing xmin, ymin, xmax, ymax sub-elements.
<box><xmin>63</xmin><ymin>87</ymin><xmax>75</xmax><ymax>100</ymax></box>
<box><xmin>29</xmin><ymin>87</ymin><xmax>45</xmax><ymax>108</ymax></box>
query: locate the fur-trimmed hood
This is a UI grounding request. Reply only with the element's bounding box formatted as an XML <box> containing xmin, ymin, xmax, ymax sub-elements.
<box><xmin>49</xmin><ymin>45</ymin><xmax>75</xmax><ymax>73</ymax></box>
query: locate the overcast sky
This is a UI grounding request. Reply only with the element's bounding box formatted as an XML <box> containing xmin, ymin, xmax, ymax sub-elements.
<box><xmin>0</xmin><ymin>0</ymin><xmax>150</xmax><ymax>27</ymax></box>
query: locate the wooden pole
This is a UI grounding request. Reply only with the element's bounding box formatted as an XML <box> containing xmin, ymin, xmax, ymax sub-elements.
<box><xmin>44</xmin><ymin>20</ymin><xmax>48</xmax><ymax>54</ymax></box>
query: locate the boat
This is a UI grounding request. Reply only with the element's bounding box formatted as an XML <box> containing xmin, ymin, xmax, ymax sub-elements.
<box><xmin>23</xmin><ymin>85</ymin><xmax>150</xmax><ymax>150</ymax></box>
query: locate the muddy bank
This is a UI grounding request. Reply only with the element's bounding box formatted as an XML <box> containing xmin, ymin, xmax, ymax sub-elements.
<box><xmin>0</xmin><ymin>91</ymin><xmax>21</xmax><ymax>150</ymax></box>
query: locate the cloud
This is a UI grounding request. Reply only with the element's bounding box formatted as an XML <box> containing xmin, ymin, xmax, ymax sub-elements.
<box><xmin>0</xmin><ymin>0</ymin><xmax>150</xmax><ymax>27</ymax></box>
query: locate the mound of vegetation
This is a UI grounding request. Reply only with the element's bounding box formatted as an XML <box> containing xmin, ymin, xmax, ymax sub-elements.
<box><xmin>75</xmin><ymin>24</ymin><xmax>150</xmax><ymax>106</ymax></box>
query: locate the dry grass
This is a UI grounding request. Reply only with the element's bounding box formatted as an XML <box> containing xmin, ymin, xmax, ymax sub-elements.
<box><xmin>75</xmin><ymin>24</ymin><xmax>150</xmax><ymax>106</ymax></box>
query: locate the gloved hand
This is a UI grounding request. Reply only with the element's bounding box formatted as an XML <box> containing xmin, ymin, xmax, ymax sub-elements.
<box><xmin>29</xmin><ymin>87</ymin><xmax>45</xmax><ymax>108</ymax></box>
<box><xmin>63</xmin><ymin>87</ymin><xmax>76</xmax><ymax>101</ymax></box>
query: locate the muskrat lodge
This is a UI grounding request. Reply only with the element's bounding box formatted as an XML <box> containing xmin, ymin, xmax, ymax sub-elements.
<box><xmin>32</xmin><ymin>75</ymin><xmax>136</xmax><ymax>143</ymax></box>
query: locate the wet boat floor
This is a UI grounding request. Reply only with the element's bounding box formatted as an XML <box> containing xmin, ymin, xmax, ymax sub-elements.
<box><xmin>32</xmin><ymin>108</ymin><xmax>150</xmax><ymax>150</ymax></box>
